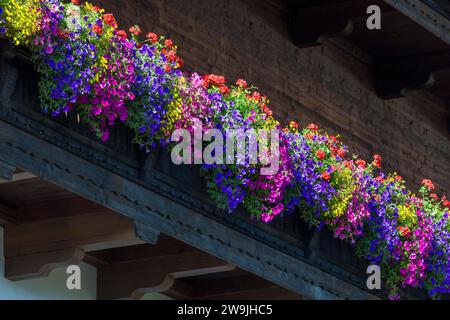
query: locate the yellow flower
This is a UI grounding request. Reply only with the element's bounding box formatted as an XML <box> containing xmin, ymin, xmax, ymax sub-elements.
<box><xmin>327</xmin><ymin>194</ymin><xmax>352</xmax><ymax>218</ymax></box>
<box><xmin>159</xmin><ymin>88</ymin><xmax>182</xmax><ymax>139</ymax></box>
<box><xmin>398</xmin><ymin>205</ymin><xmax>417</xmax><ymax>225</ymax></box>
<box><xmin>1</xmin><ymin>0</ymin><xmax>42</xmax><ymax>47</ymax></box>
<box><xmin>324</xmin><ymin>168</ymin><xmax>355</xmax><ymax>219</ymax></box>
<box><xmin>84</xmin><ymin>2</ymin><xmax>105</xmax><ymax>14</ymax></box>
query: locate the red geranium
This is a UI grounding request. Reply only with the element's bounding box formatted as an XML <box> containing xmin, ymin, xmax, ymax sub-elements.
<box><xmin>202</xmin><ymin>74</ymin><xmax>227</xmax><ymax>88</ymax></box>
<box><xmin>176</xmin><ymin>56</ymin><xmax>184</xmax><ymax>68</ymax></box>
<box><xmin>316</xmin><ymin>150</ymin><xmax>326</xmax><ymax>160</ymax></box>
<box><xmin>421</xmin><ymin>179</ymin><xmax>435</xmax><ymax>191</ymax></box>
<box><xmin>252</xmin><ymin>91</ymin><xmax>262</xmax><ymax>102</ymax></box>
<box><xmin>103</xmin><ymin>13</ymin><xmax>118</xmax><ymax>29</ymax></box>
<box><xmin>57</xmin><ymin>28</ymin><xmax>69</xmax><ymax>40</ymax></box>
<box><xmin>115</xmin><ymin>30</ymin><xmax>127</xmax><ymax>39</ymax></box>
<box><xmin>93</xmin><ymin>25</ymin><xmax>103</xmax><ymax>35</ymax></box>
<box><xmin>146</xmin><ymin>32</ymin><xmax>159</xmax><ymax>43</ymax></box>
<box><xmin>321</xmin><ymin>172</ymin><xmax>331</xmax><ymax>181</ymax></box>
<box><xmin>129</xmin><ymin>25</ymin><xmax>142</xmax><ymax>36</ymax></box>
<box><xmin>289</xmin><ymin>121</ymin><xmax>299</xmax><ymax>130</ymax></box>
<box><xmin>236</xmin><ymin>79</ymin><xmax>248</xmax><ymax>88</ymax></box>
<box><xmin>164</xmin><ymin>39</ymin><xmax>174</xmax><ymax>48</ymax></box>
<box><xmin>329</xmin><ymin>135</ymin><xmax>339</xmax><ymax>143</ymax></box>
<box><xmin>372</xmin><ymin>154</ymin><xmax>382</xmax><ymax>169</ymax></box>
<box><xmin>263</xmin><ymin>106</ymin><xmax>273</xmax><ymax>117</ymax></box>
<box><xmin>71</xmin><ymin>0</ymin><xmax>80</xmax><ymax>5</ymax></box>
<box><xmin>355</xmin><ymin>159</ymin><xmax>366</xmax><ymax>169</ymax></box>
<box><xmin>166</xmin><ymin>50</ymin><xmax>177</xmax><ymax>62</ymax></box>
<box><xmin>398</xmin><ymin>226</ymin><xmax>411</xmax><ymax>237</ymax></box>
<box><xmin>219</xmin><ymin>85</ymin><xmax>230</xmax><ymax>95</ymax></box>
<box><xmin>307</xmin><ymin>123</ymin><xmax>318</xmax><ymax>131</ymax></box>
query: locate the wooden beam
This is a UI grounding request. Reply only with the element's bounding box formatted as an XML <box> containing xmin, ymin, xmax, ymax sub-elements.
<box><xmin>0</xmin><ymin>201</ymin><xmax>18</xmax><ymax>226</ymax></box>
<box><xmin>166</xmin><ymin>274</ymin><xmax>302</xmax><ymax>300</ymax></box>
<box><xmin>383</xmin><ymin>0</ymin><xmax>450</xmax><ymax>44</ymax></box>
<box><xmin>288</xmin><ymin>0</ymin><xmax>394</xmax><ymax>47</ymax></box>
<box><xmin>0</xmin><ymin>171</ymin><xmax>36</xmax><ymax>184</ymax></box>
<box><xmin>288</xmin><ymin>1</ymin><xmax>354</xmax><ymax>47</ymax></box>
<box><xmin>4</xmin><ymin>211</ymin><xmax>145</xmax><ymax>280</ymax></box>
<box><xmin>134</xmin><ymin>221</ymin><xmax>160</xmax><ymax>245</ymax></box>
<box><xmin>17</xmin><ymin>196</ymin><xmax>114</xmax><ymax>223</ymax></box>
<box><xmin>96</xmin><ymin>243</ymin><xmax>235</xmax><ymax>300</ymax></box>
<box><xmin>374</xmin><ymin>51</ymin><xmax>450</xmax><ymax>99</ymax></box>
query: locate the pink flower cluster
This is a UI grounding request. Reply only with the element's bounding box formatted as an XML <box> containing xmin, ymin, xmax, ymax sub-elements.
<box><xmin>248</xmin><ymin>140</ymin><xmax>293</xmax><ymax>223</ymax></box>
<box><xmin>398</xmin><ymin>211</ymin><xmax>433</xmax><ymax>287</ymax></box>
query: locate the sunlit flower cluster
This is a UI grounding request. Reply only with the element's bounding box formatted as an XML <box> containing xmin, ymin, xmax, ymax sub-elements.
<box><xmin>1</xmin><ymin>0</ymin><xmax>449</xmax><ymax>299</ymax></box>
<box><xmin>0</xmin><ymin>0</ymin><xmax>42</xmax><ymax>46</ymax></box>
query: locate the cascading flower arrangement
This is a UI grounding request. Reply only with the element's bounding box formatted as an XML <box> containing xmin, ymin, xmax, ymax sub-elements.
<box><xmin>1</xmin><ymin>0</ymin><xmax>449</xmax><ymax>299</ymax></box>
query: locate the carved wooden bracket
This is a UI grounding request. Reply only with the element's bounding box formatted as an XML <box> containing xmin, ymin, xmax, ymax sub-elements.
<box><xmin>373</xmin><ymin>51</ymin><xmax>450</xmax><ymax>99</ymax></box>
<box><xmin>96</xmin><ymin>243</ymin><xmax>235</xmax><ymax>300</ymax></box>
<box><xmin>0</xmin><ymin>159</ymin><xmax>15</xmax><ymax>181</ymax></box>
<box><xmin>134</xmin><ymin>221</ymin><xmax>160</xmax><ymax>245</ymax></box>
<box><xmin>3</xmin><ymin>210</ymin><xmax>146</xmax><ymax>280</ymax></box>
<box><xmin>288</xmin><ymin>1</ymin><xmax>355</xmax><ymax>47</ymax></box>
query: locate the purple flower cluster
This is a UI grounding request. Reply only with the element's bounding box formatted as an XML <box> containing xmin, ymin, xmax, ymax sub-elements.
<box><xmin>284</xmin><ymin>132</ymin><xmax>336</xmax><ymax>228</ymax></box>
<box><xmin>126</xmin><ymin>43</ymin><xmax>180</xmax><ymax>151</ymax></box>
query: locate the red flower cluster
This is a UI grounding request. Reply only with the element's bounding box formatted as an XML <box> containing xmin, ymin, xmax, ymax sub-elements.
<box><xmin>322</xmin><ymin>172</ymin><xmax>331</xmax><ymax>181</ymax></box>
<box><xmin>337</xmin><ymin>148</ymin><xmax>346</xmax><ymax>158</ymax></box>
<box><xmin>129</xmin><ymin>25</ymin><xmax>141</xmax><ymax>36</ymax></box>
<box><xmin>236</xmin><ymin>79</ymin><xmax>248</xmax><ymax>88</ymax></box>
<box><xmin>262</xmin><ymin>104</ymin><xmax>273</xmax><ymax>117</ymax></box>
<box><xmin>251</xmin><ymin>91</ymin><xmax>262</xmax><ymax>102</ymax></box>
<box><xmin>422</xmin><ymin>179</ymin><xmax>436</xmax><ymax>191</ymax></box>
<box><xmin>202</xmin><ymin>74</ymin><xmax>229</xmax><ymax>94</ymax></box>
<box><xmin>115</xmin><ymin>30</ymin><xmax>127</xmax><ymax>40</ymax></box>
<box><xmin>71</xmin><ymin>0</ymin><xmax>80</xmax><ymax>5</ymax></box>
<box><xmin>57</xmin><ymin>28</ymin><xmax>69</xmax><ymax>40</ymax></box>
<box><xmin>316</xmin><ymin>150</ymin><xmax>326</xmax><ymax>160</ymax></box>
<box><xmin>202</xmin><ymin>74</ymin><xmax>226</xmax><ymax>87</ymax></box>
<box><xmin>164</xmin><ymin>39</ymin><xmax>173</xmax><ymax>48</ymax></box>
<box><xmin>289</xmin><ymin>121</ymin><xmax>299</xmax><ymax>130</ymax></box>
<box><xmin>398</xmin><ymin>226</ymin><xmax>411</xmax><ymax>237</ymax></box>
<box><xmin>93</xmin><ymin>25</ymin><xmax>103</xmax><ymax>35</ymax></box>
<box><xmin>307</xmin><ymin>123</ymin><xmax>318</xmax><ymax>132</ymax></box>
<box><xmin>103</xmin><ymin>13</ymin><xmax>118</xmax><ymax>29</ymax></box>
<box><xmin>355</xmin><ymin>159</ymin><xmax>366</xmax><ymax>169</ymax></box>
<box><xmin>372</xmin><ymin>154</ymin><xmax>382</xmax><ymax>169</ymax></box>
<box><xmin>146</xmin><ymin>32</ymin><xmax>158</xmax><ymax>43</ymax></box>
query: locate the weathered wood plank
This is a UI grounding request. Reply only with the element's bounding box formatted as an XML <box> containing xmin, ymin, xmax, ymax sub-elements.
<box><xmin>383</xmin><ymin>0</ymin><xmax>450</xmax><ymax>44</ymax></box>
<box><xmin>0</xmin><ymin>159</ymin><xmax>15</xmax><ymax>181</ymax></box>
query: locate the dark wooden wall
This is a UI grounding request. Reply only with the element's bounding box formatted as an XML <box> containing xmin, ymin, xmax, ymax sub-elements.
<box><xmin>94</xmin><ymin>0</ymin><xmax>450</xmax><ymax>194</ymax></box>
